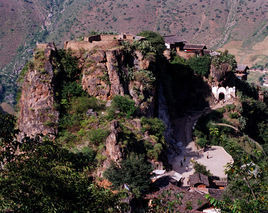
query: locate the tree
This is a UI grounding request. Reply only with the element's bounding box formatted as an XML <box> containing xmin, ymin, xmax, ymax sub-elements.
<box><xmin>187</xmin><ymin>55</ymin><xmax>211</xmax><ymax>77</ymax></box>
<box><xmin>141</xmin><ymin>117</ymin><xmax>165</xmax><ymax>139</ymax></box>
<box><xmin>108</xmin><ymin>95</ymin><xmax>137</xmax><ymax>119</ymax></box>
<box><xmin>211</xmin><ymin>50</ymin><xmax>237</xmax><ymax>71</ymax></box>
<box><xmin>137</xmin><ymin>31</ymin><xmax>166</xmax><ymax>55</ymax></box>
<box><xmin>206</xmin><ymin>151</ymin><xmax>268</xmax><ymax>213</ymax></box>
<box><xmin>104</xmin><ymin>153</ymin><xmax>153</xmax><ymax>198</ymax></box>
<box><xmin>0</xmin><ymin>137</ymin><xmax>120</xmax><ymax>212</ymax></box>
<box><xmin>193</xmin><ymin>161</ymin><xmax>212</xmax><ymax>176</ymax></box>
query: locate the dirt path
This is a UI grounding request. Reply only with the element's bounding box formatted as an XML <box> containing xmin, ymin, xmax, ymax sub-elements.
<box><xmin>168</xmin><ymin>101</ymin><xmax>234</xmax><ymax>186</ymax></box>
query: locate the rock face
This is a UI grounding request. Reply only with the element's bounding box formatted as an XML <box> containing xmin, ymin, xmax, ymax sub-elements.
<box><xmin>97</xmin><ymin>119</ymin><xmax>165</xmax><ymax>177</ymax></box>
<box><xmin>18</xmin><ymin>43</ymin><xmax>59</xmax><ymax>140</ymax></box>
<box><xmin>104</xmin><ymin>120</ymin><xmax>122</xmax><ymax>163</ymax></box>
<box><xmin>210</xmin><ymin>63</ymin><xmax>232</xmax><ymax>84</ymax></box>
<box><xmin>77</xmin><ymin>47</ymin><xmax>156</xmax><ymax>116</ymax></box>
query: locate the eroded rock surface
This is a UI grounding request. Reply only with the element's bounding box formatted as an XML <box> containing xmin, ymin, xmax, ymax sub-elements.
<box><xmin>76</xmin><ymin>46</ymin><xmax>156</xmax><ymax>116</ymax></box>
<box><xmin>18</xmin><ymin>43</ymin><xmax>59</xmax><ymax>140</ymax></box>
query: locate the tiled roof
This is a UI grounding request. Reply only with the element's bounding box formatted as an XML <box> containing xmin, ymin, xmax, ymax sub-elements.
<box><xmin>163</xmin><ymin>35</ymin><xmax>186</xmax><ymax>44</ymax></box>
<box><xmin>146</xmin><ymin>183</ymin><xmax>208</xmax><ymax>211</ymax></box>
<box><xmin>236</xmin><ymin>64</ymin><xmax>249</xmax><ymax>71</ymax></box>
<box><xmin>189</xmin><ymin>173</ymin><xmax>209</xmax><ymax>186</ymax></box>
<box><xmin>208</xmin><ymin>188</ymin><xmax>224</xmax><ymax>200</ymax></box>
<box><xmin>183</xmin><ymin>44</ymin><xmax>207</xmax><ymax>50</ymax></box>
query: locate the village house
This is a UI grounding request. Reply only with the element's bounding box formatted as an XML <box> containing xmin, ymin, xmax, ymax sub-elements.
<box><xmin>146</xmin><ymin>183</ymin><xmax>223</xmax><ymax>212</ymax></box>
<box><xmin>235</xmin><ymin>64</ymin><xmax>249</xmax><ymax>80</ymax></box>
<box><xmin>152</xmin><ymin>170</ymin><xmax>183</xmax><ymax>187</ymax></box>
<box><xmin>212</xmin><ymin>179</ymin><xmax>228</xmax><ymax>190</ymax></box>
<box><xmin>163</xmin><ymin>35</ymin><xmax>207</xmax><ymax>59</ymax></box>
<box><xmin>189</xmin><ymin>173</ymin><xmax>210</xmax><ymax>189</ymax></box>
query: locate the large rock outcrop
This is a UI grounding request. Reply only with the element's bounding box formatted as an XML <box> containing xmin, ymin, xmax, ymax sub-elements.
<box><xmin>18</xmin><ymin>43</ymin><xmax>59</xmax><ymax>140</ymax></box>
<box><xmin>71</xmin><ymin>46</ymin><xmax>157</xmax><ymax>116</ymax></box>
<box><xmin>210</xmin><ymin>63</ymin><xmax>233</xmax><ymax>84</ymax></box>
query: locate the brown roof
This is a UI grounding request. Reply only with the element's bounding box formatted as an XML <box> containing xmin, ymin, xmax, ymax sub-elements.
<box><xmin>208</xmin><ymin>188</ymin><xmax>224</xmax><ymax>200</ymax></box>
<box><xmin>146</xmin><ymin>183</ymin><xmax>208</xmax><ymax>211</ymax></box>
<box><xmin>163</xmin><ymin>35</ymin><xmax>186</xmax><ymax>44</ymax></box>
<box><xmin>236</xmin><ymin>64</ymin><xmax>249</xmax><ymax>72</ymax></box>
<box><xmin>183</xmin><ymin>44</ymin><xmax>207</xmax><ymax>50</ymax></box>
<box><xmin>213</xmin><ymin>180</ymin><xmax>228</xmax><ymax>187</ymax></box>
<box><xmin>189</xmin><ymin>173</ymin><xmax>209</xmax><ymax>187</ymax></box>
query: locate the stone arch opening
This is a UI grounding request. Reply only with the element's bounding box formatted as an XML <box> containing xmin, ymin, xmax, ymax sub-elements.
<box><xmin>219</xmin><ymin>92</ymin><xmax>225</xmax><ymax>100</ymax></box>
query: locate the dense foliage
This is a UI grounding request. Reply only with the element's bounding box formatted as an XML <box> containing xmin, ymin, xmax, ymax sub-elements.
<box><xmin>137</xmin><ymin>31</ymin><xmax>166</xmax><ymax>55</ymax></box>
<box><xmin>240</xmin><ymin>97</ymin><xmax>268</xmax><ymax>147</ymax></box>
<box><xmin>0</xmin><ymin>136</ymin><xmax>122</xmax><ymax>212</ymax></box>
<box><xmin>193</xmin><ymin>101</ymin><xmax>268</xmax><ymax>212</ymax></box>
<box><xmin>187</xmin><ymin>55</ymin><xmax>211</xmax><ymax>77</ymax></box>
<box><xmin>104</xmin><ymin>153</ymin><xmax>153</xmax><ymax>198</ymax></box>
<box><xmin>193</xmin><ymin>161</ymin><xmax>212</xmax><ymax>176</ymax></box>
<box><xmin>211</xmin><ymin>50</ymin><xmax>237</xmax><ymax>71</ymax></box>
<box><xmin>108</xmin><ymin>95</ymin><xmax>137</xmax><ymax>119</ymax></box>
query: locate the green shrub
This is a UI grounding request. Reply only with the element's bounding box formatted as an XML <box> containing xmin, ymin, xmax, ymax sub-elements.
<box><xmin>108</xmin><ymin>95</ymin><xmax>136</xmax><ymax>119</ymax></box>
<box><xmin>170</xmin><ymin>55</ymin><xmax>186</xmax><ymax>65</ymax></box>
<box><xmin>134</xmin><ymin>70</ymin><xmax>155</xmax><ymax>90</ymax></box>
<box><xmin>133</xmin><ymin>40</ymin><xmax>156</xmax><ymax>56</ymax></box>
<box><xmin>141</xmin><ymin>117</ymin><xmax>165</xmax><ymax>139</ymax></box>
<box><xmin>216</xmin><ymin>107</ymin><xmax>226</xmax><ymax>114</ymax></box>
<box><xmin>187</xmin><ymin>55</ymin><xmax>211</xmax><ymax>77</ymax></box>
<box><xmin>104</xmin><ymin>153</ymin><xmax>152</xmax><ymax>198</ymax></box>
<box><xmin>147</xmin><ymin>143</ymin><xmax>163</xmax><ymax>160</ymax></box>
<box><xmin>196</xmin><ymin>137</ymin><xmax>208</xmax><ymax>148</ymax></box>
<box><xmin>193</xmin><ymin>161</ymin><xmax>212</xmax><ymax>176</ymax></box>
<box><xmin>57</xmin><ymin>130</ymin><xmax>78</xmax><ymax>147</ymax></box>
<box><xmin>137</xmin><ymin>31</ymin><xmax>166</xmax><ymax>54</ymax></box>
<box><xmin>225</xmin><ymin>104</ymin><xmax>236</xmax><ymax>112</ymax></box>
<box><xmin>88</xmin><ymin>129</ymin><xmax>109</xmax><ymax>145</ymax></box>
<box><xmin>70</xmin><ymin>96</ymin><xmax>104</xmax><ymax>114</ymax></box>
<box><xmin>59</xmin><ymin>113</ymin><xmax>83</xmax><ymax>129</ymax></box>
<box><xmin>17</xmin><ymin>61</ymin><xmax>34</xmax><ymax>84</ymax></box>
<box><xmin>211</xmin><ymin>50</ymin><xmax>237</xmax><ymax>71</ymax></box>
<box><xmin>58</xmin><ymin>49</ymin><xmax>81</xmax><ymax>80</ymax></box>
<box><xmin>229</xmin><ymin>112</ymin><xmax>239</xmax><ymax>119</ymax></box>
<box><xmin>61</xmin><ymin>81</ymin><xmax>86</xmax><ymax>101</ymax></box>
<box><xmin>193</xmin><ymin>129</ymin><xmax>205</xmax><ymax>138</ymax></box>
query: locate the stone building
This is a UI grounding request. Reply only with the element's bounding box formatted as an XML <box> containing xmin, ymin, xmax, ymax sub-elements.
<box><xmin>212</xmin><ymin>86</ymin><xmax>236</xmax><ymax>102</ymax></box>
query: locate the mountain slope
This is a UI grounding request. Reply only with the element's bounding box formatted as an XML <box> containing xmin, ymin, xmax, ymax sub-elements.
<box><xmin>0</xmin><ymin>0</ymin><xmax>267</xmax><ymax>103</ymax></box>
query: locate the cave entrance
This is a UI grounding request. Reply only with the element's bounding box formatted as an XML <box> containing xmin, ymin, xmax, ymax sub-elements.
<box><xmin>219</xmin><ymin>92</ymin><xmax>225</xmax><ymax>101</ymax></box>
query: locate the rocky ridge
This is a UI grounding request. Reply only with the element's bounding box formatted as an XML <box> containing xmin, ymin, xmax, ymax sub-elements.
<box><xmin>18</xmin><ymin>43</ymin><xmax>59</xmax><ymax>140</ymax></box>
<box><xmin>17</xmin><ymin>39</ymin><xmax>164</xmax><ymax>175</ymax></box>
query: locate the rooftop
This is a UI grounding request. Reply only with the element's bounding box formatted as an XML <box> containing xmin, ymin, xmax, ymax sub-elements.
<box><xmin>189</xmin><ymin>173</ymin><xmax>209</xmax><ymax>187</ymax></box>
<box><xmin>146</xmin><ymin>183</ymin><xmax>208</xmax><ymax>212</ymax></box>
<box><xmin>236</xmin><ymin>64</ymin><xmax>249</xmax><ymax>72</ymax></box>
<box><xmin>183</xmin><ymin>44</ymin><xmax>207</xmax><ymax>50</ymax></box>
<box><xmin>163</xmin><ymin>35</ymin><xmax>186</xmax><ymax>44</ymax></box>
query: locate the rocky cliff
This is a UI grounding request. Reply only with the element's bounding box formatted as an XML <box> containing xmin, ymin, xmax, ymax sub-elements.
<box><xmin>18</xmin><ymin>43</ymin><xmax>59</xmax><ymax>140</ymax></box>
<box><xmin>18</xmin><ymin>40</ymin><xmax>158</xmax><ymax>137</ymax></box>
<box><xmin>69</xmin><ymin>45</ymin><xmax>157</xmax><ymax>116</ymax></box>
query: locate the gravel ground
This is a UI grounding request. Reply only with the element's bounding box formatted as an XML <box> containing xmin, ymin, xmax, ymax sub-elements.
<box><xmin>168</xmin><ymin>102</ymin><xmax>234</xmax><ymax>186</ymax></box>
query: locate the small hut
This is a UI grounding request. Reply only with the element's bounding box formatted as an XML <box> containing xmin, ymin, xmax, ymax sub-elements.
<box><xmin>235</xmin><ymin>64</ymin><xmax>249</xmax><ymax>80</ymax></box>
